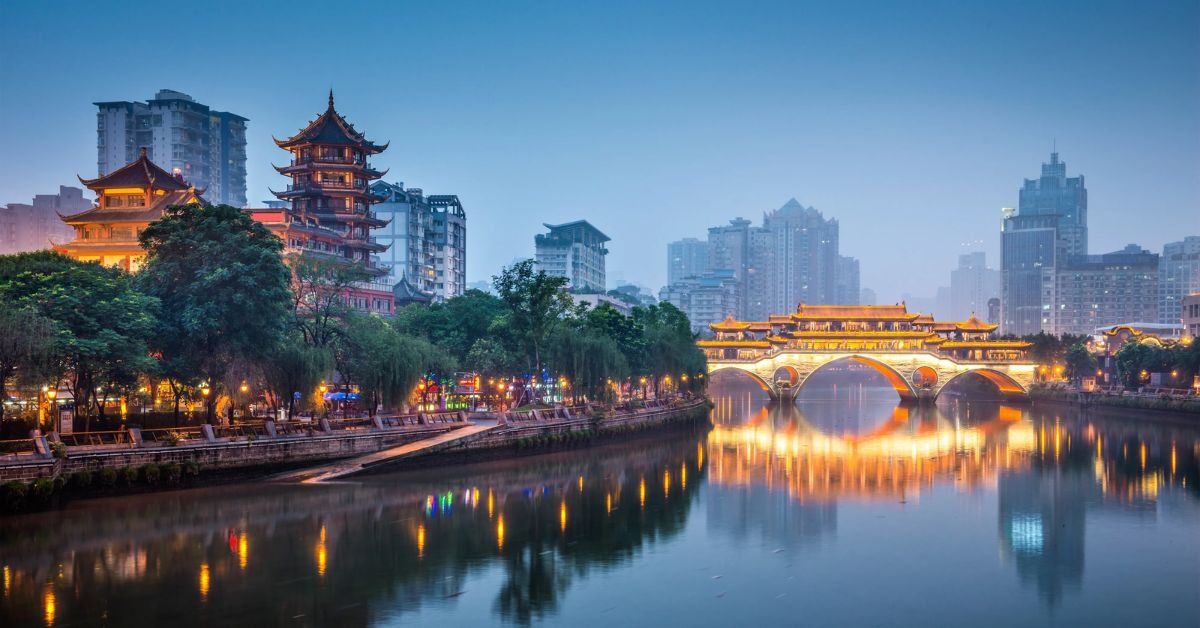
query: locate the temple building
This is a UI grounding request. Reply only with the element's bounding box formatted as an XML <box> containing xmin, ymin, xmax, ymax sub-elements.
<box><xmin>262</xmin><ymin>92</ymin><xmax>394</xmax><ymax>314</ymax></box>
<box><xmin>699</xmin><ymin>304</ymin><xmax>1030</xmax><ymax>363</ymax></box>
<box><xmin>55</xmin><ymin>148</ymin><xmax>205</xmax><ymax>271</ymax></box>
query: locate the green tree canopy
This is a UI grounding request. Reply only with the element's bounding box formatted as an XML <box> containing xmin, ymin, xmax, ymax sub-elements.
<box><xmin>0</xmin><ymin>303</ymin><xmax>59</xmax><ymax>423</ymax></box>
<box><xmin>0</xmin><ymin>251</ymin><xmax>158</xmax><ymax>426</ymax></box>
<box><xmin>138</xmin><ymin>203</ymin><xmax>292</xmax><ymax>423</ymax></box>
<box><xmin>492</xmin><ymin>260</ymin><xmax>572</xmax><ymax>374</ymax></box>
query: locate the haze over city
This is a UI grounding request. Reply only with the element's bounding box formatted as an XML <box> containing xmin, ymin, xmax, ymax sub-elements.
<box><xmin>2</xmin><ymin>0</ymin><xmax>1197</xmax><ymax>300</ymax></box>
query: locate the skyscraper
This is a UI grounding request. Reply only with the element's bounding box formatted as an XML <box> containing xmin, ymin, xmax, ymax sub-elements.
<box><xmin>95</xmin><ymin>89</ymin><xmax>248</xmax><ymax>207</ymax></box>
<box><xmin>1159</xmin><ymin>236</ymin><xmax>1200</xmax><ymax>324</ymax></box>
<box><xmin>667</xmin><ymin>237</ymin><xmax>709</xmax><ymax>284</ymax></box>
<box><xmin>762</xmin><ymin>199</ymin><xmax>840</xmax><ymax>313</ymax></box>
<box><xmin>1002</xmin><ymin>152</ymin><xmax>1088</xmax><ymax>335</ymax></box>
<box><xmin>0</xmin><ymin>186</ymin><xmax>86</xmax><ymax>254</ymax></box>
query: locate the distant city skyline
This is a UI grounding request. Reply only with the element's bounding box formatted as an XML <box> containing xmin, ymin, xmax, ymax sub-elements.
<box><xmin>1</xmin><ymin>1</ymin><xmax>1197</xmax><ymax>300</ymax></box>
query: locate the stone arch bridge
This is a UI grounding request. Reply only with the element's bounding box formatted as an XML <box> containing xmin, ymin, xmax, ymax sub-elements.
<box><xmin>707</xmin><ymin>350</ymin><xmax>1035</xmax><ymax>402</ymax></box>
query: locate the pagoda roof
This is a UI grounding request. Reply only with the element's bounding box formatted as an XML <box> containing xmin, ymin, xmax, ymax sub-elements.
<box><xmin>783</xmin><ymin>330</ymin><xmax>936</xmax><ymax>339</ymax></box>
<box><xmin>792</xmin><ymin>303</ymin><xmax>919</xmax><ymax>321</ymax></box>
<box><xmin>710</xmin><ymin>313</ymin><xmax>752</xmax><ymax>331</ymax></box>
<box><xmin>78</xmin><ymin>148</ymin><xmax>193</xmax><ymax>192</ymax></box>
<box><xmin>747</xmin><ymin>322</ymin><xmax>772</xmax><ymax>332</ymax></box>
<box><xmin>931</xmin><ymin>322</ymin><xmax>959</xmax><ymax>332</ymax></box>
<box><xmin>274</xmin><ymin>91</ymin><xmax>388</xmax><ymax>152</ymax></box>
<box><xmin>696</xmin><ymin>339</ymin><xmax>771</xmax><ymax>348</ymax></box>
<box><xmin>912</xmin><ymin>314</ymin><xmax>935</xmax><ymax>325</ymax></box>
<box><xmin>60</xmin><ymin>188</ymin><xmax>205</xmax><ymax>225</ymax></box>
<box><xmin>956</xmin><ymin>313</ymin><xmax>999</xmax><ymax>332</ymax></box>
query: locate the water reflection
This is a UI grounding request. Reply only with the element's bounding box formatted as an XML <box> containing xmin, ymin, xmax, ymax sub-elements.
<box><xmin>0</xmin><ymin>431</ymin><xmax>707</xmax><ymax>627</ymax></box>
<box><xmin>1</xmin><ymin>378</ymin><xmax>1198</xmax><ymax>626</ymax></box>
<box><xmin>709</xmin><ymin>376</ymin><xmax>1200</xmax><ymax>611</ymax></box>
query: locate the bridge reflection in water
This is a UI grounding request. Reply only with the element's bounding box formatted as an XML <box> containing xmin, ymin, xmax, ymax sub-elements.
<box><xmin>0</xmin><ymin>377</ymin><xmax>1198</xmax><ymax>626</ymax></box>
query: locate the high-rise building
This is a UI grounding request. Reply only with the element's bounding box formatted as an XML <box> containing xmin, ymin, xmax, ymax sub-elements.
<box><xmin>949</xmin><ymin>252</ymin><xmax>1001</xmax><ymax>320</ymax></box>
<box><xmin>667</xmin><ymin>237</ymin><xmax>709</xmax><ymax>284</ymax></box>
<box><xmin>1002</xmin><ymin>152</ymin><xmax>1088</xmax><ymax>335</ymax></box>
<box><xmin>762</xmin><ymin>199</ymin><xmax>840</xmax><ymax>313</ymax></box>
<box><xmin>534</xmin><ymin>220</ymin><xmax>609</xmax><ymax>292</ymax></box>
<box><xmin>1159</xmin><ymin>236</ymin><xmax>1200</xmax><ymax>324</ymax></box>
<box><xmin>263</xmin><ymin>92</ymin><xmax>394</xmax><ymax>314</ymax></box>
<box><xmin>371</xmin><ymin>182</ymin><xmax>467</xmax><ymax>303</ymax></box>
<box><xmin>1043</xmin><ymin>245</ymin><xmax>1159</xmax><ymax>335</ymax></box>
<box><xmin>96</xmin><ymin>89</ymin><xmax>247</xmax><ymax>207</ymax></box>
<box><xmin>1</xmin><ymin>186</ymin><xmax>87</xmax><ymax>254</ymax></box>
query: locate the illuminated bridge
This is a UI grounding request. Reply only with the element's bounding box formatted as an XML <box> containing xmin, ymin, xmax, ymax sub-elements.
<box><xmin>698</xmin><ymin>304</ymin><xmax>1035</xmax><ymax>402</ymax></box>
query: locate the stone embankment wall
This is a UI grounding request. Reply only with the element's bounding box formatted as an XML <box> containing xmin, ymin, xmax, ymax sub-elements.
<box><xmin>0</xmin><ymin>424</ymin><xmax>457</xmax><ymax>483</ymax></box>
<box><xmin>0</xmin><ymin>400</ymin><xmax>712</xmax><ymax>484</ymax></box>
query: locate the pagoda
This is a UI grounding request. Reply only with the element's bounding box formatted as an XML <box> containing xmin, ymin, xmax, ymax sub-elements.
<box><xmin>56</xmin><ymin>147</ymin><xmax>205</xmax><ymax>272</ymax></box>
<box><xmin>266</xmin><ymin>91</ymin><xmax>394</xmax><ymax>313</ymax></box>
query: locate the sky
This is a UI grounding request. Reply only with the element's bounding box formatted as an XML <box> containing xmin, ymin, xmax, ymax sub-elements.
<box><xmin>1</xmin><ymin>0</ymin><xmax>1198</xmax><ymax>302</ymax></box>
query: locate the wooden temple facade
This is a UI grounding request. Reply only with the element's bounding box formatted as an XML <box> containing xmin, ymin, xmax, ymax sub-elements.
<box><xmin>699</xmin><ymin>304</ymin><xmax>1030</xmax><ymax>363</ymax></box>
<box><xmin>55</xmin><ymin>148</ymin><xmax>205</xmax><ymax>272</ymax></box>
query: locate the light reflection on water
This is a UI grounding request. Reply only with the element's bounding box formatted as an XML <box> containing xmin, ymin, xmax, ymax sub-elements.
<box><xmin>1</xmin><ymin>376</ymin><xmax>1198</xmax><ymax>627</ymax></box>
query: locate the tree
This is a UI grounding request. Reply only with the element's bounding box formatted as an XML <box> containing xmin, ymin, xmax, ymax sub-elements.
<box><xmin>1115</xmin><ymin>341</ymin><xmax>1156</xmax><ymax>388</ymax></box>
<box><xmin>393</xmin><ymin>289</ymin><xmax>507</xmax><ymax>365</ymax></box>
<box><xmin>492</xmin><ymin>260</ymin><xmax>572</xmax><ymax>376</ymax></box>
<box><xmin>138</xmin><ymin>204</ymin><xmax>292</xmax><ymax>423</ymax></box>
<box><xmin>289</xmin><ymin>254</ymin><xmax>370</xmax><ymax>349</ymax></box>
<box><xmin>1064</xmin><ymin>342</ymin><xmax>1098</xmax><ymax>383</ymax></box>
<box><xmin>0</xmin><ymin>251</ymin><xmax>158</xmax><ymax>428</ymax></box>
<box><xmin>0</xmin><ymin>304</ymin><xmax>59</xmax><ymax>423</ymax></box>
<box><xmin>261</xmin><ymin>333</ymin><xmax>332</xmax><ymax>419</ymax></box>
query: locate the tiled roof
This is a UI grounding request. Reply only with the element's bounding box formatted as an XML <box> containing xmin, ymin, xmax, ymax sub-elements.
<box><xmin>60</xmin><ymin>189</ymin><xmax>204</xmax><ymax>224</ymax></box>
<box><xmin>78</xmin><ymin>148</ymin><xmax>192</xmax><ymax>192</ymax></box>
<box><xmin>710</xmin><ymin>313</ymin><xmax>752</xmax><ymax>331</ymax></box>
<box><xmin>956</xmin><ymin>313</ymin><xmax>999</xmax><ymax>332</ymax></box>
<box><xmin>274</xmin><ymin>91</ymin><xmax>387</xmax><ymax>152</ymax></box>
<box><xmin>793</xmin><ymin>303</ymin><xmax>918</xmax><ymax>320</ymax></box>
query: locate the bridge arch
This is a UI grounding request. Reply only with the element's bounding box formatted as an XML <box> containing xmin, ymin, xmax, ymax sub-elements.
<box><xmin>938</xmin><ymin>368</ymin><xmax>1027</xmax><ymax>398</ymax></box>
<box><xmin>798</xmin><ymin>355</ymin><xmax>918</xmax><ymax>401</ymax></box>
<box><xmin>709</xmin><ymin>366</ymin><xmax>775</xmax><ymax>397</ymax></box>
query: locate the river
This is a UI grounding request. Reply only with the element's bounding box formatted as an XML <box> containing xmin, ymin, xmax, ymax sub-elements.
<box><xmin>1</xmin><ymin>377</ymin><xmax>1198</xmax><ymax>627</ymax></box>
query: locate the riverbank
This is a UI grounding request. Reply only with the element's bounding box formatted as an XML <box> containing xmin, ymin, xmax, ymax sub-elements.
<box><xmin>1029</xmin><ymin>385</ymin><xmax>1200</xmax><ymax>415</ymax></box>
<box><xmin>0</xmin><ymin>398</ymin><xmax>710</xmax><ymax>513</ymax></box>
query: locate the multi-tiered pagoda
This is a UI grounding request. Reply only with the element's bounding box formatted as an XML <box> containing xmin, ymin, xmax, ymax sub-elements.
<box><xmin>267</xmin><ymin>91</ymin><xmax>394</xmax><ymax>313</ymax></box>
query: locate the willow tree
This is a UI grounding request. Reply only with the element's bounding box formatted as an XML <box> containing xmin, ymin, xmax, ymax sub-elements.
<box><xmin>138</xmin><ymin>204</ymin><xmax>292</xmax><ymax>424</ymax></box>
<box><xmin>338</xmin><ymin>314</ymin><xmax>446</xmax><ymax>415</ymax></box>
<box><xmin>0</xmin><ymin>304</ymin><xmax>59</xmax><ymax>423</ymax></box>
<box><xmin>261</xmin><ymin>334</ymin><xmax>332</xmax><ymax>419</ymax></box>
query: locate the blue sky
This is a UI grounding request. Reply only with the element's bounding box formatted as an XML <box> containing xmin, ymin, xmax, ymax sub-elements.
<box><xmin>2</xmin><ymin>0</ymin><xmax>1197</xmax><ymax>301</ymax></box>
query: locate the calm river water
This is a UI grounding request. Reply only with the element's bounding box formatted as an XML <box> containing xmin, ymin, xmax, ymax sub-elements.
<box><xmin>2</xmin><ymin>378</ymin><xmax>1199</xmax><ymax>627</ymax></box>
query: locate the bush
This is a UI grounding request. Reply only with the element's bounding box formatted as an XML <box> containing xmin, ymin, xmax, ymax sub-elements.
<box><xmin>52</xmin><ymin>475</ymin><xmax>67</xmax><ymax>492</ymax></box>
<box><xmin>142</xmin><ymin>464</ymin><xmax>161</xmax><ymax>485</ymax></box>
<box><xmin>70</xmin><ymin>470</ymin><xmax>94</xmax><ymax>489</ymax></box>
<box><xmin>164</xmin><ymin>464</ymin><xmax>182</xmax><ymax>485</ymax></box>
<box><xmin>184</xmin><ymin>461</ymin><xmax>201</xmax><ymax>477</ymax></box>
<box><xmin>49</xmin><ymin>441</ymin><xmax>68</xmax><ymax>460</ymax></box>
<box><xmin>2</xmin><ymin>481</ymin><xmax>28</xmax><ymax>511</ymax></box>
<box><xmin>120</xmin><ymin>466</ymin><xmax>139</xmax><ymax>485</ymax></box>
<box><xmin>99</xmin><ymin>467</ymin><xmax>118</xmax><ymax>488</ymax></box>
<box><xmin>30</xmin><ymin>478</ymin><xmax>55</xmax><ymax>502</ymax></box>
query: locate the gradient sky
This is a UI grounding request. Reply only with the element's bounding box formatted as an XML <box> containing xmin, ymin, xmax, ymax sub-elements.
<box><xmin>2</xmin><ymin>1</ymin><xmax>1197</xmax><ymax>302</ymax></box>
